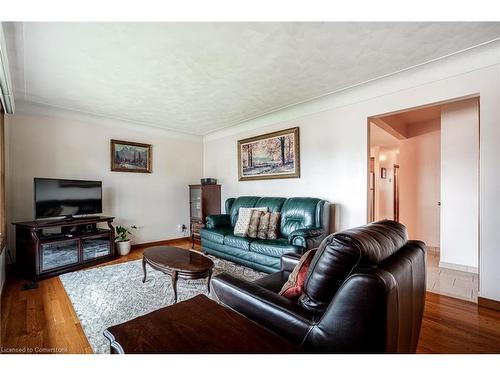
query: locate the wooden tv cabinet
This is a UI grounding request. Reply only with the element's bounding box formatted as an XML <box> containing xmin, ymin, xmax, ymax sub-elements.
<box><xmin>13</xmin><ymin>216</ymin><xmax>115</xmax><ymax>282</ymax></box>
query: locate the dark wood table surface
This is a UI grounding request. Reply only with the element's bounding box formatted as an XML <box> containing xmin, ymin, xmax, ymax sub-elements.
<box><xmin>142</xmin><ymin>246</ymin><xmax>214</xmax><ymax>303</ymax></box>
<box><xmin>103</xmin><ymin>294</ymin><xmax>302</xmax><ymax>354</ymax></box>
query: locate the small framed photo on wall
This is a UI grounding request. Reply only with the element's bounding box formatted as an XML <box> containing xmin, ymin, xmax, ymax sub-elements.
<box><xmin>381</xmin><ymin>167</ymin><xmax>387</xmax><ymax>179</ymax></box>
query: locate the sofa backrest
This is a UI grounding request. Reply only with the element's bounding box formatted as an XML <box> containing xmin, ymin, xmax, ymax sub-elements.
<box><xmin>300</xmin><ymin>220</ymin><xmax>407</xmax><ymax>313</ymax></box>
<box><xmin>300</xmin><ymin>220</ymin><xmax>426</xmax><ymax>353</ymax></box>
<box><xmin>227</xmin><ymin>196</ymin><xmax>260</xmax><ymax>227</ymax></box>
<box><xmin>280</xmin><ymin>197</ymin><xmax>327</xmax><ymax>238</ymax></box>
<box><xmin>225</xmin><ymin>196</ymin><xmax>328</xmax><ymax>235</ymax></box>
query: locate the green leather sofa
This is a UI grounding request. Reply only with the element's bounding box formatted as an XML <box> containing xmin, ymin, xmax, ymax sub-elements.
<box><xmin>200</xmin><ymin>196</ymin><xmax>329</xmax><ymax>273</ymax></box>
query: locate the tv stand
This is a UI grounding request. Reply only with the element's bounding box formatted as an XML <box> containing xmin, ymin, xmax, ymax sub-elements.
<box><xmin>13</xmin><ymin>216</ymin><xmax>115</xmax><ymax>282</ymax></box>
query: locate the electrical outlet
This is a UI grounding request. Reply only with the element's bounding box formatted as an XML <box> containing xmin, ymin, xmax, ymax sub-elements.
<box><xmin>177</xmin><ymin>224</ymin><xmax>187</xmax><ymax>232</ymax></box>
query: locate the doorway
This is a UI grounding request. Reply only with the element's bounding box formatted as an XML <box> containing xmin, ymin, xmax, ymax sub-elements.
<box><xmin>367</xmin><ymin>97</ymin><xmax>479</xmax><ymax>302</ymax></box>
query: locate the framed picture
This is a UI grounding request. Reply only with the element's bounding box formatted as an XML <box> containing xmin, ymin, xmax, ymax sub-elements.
<box><xmin>238</xmin><ymin>127</ymin><xmax>300</xmax><ymax>181</ymax></box>
<box><xmin>110</xmin><ymin>139</ymin><xmax>152</xmax><ymax>173</ymax></box>
<box><xmin>381</xmin><ymin>167</ymin><xmax>387</xmax><ymax>179</ymax></box>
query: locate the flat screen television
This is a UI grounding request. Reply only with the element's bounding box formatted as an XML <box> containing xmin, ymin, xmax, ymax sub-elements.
<box><xmin>34</xmin><ymin>178</ymin><xmax>102</xmax><ymax>219</ymax></box>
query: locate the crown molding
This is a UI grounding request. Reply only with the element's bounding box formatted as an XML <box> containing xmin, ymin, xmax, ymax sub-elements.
<box><xmin>13</xmin><ymin>98</ymin><xmax>203</xmax><ymax>143</ymax></box>
<box><xmin>203</xmin><ymin>39</ymin><xmax>500</xmax><ymax>142</ymax></box>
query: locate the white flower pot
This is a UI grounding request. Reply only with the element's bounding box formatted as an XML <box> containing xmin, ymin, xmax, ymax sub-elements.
<box><xmin>116</xmin><ymin>240</ymin><xmax>131</xmax><ymax>256</ymax></box>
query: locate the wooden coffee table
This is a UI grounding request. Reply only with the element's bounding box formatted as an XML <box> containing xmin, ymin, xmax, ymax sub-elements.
<box><xmin>103</xmin><ymin>295</ymin><xmax>301</xmax><ymax>353</ymax></box>
<box><xmin>142</xmin><ymin>246</ymin><xmax>214</xmax><ymax>303</ymax></box>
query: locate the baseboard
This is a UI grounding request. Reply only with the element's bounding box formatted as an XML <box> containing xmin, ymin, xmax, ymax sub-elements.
<box><xmin>439</xmin><ymin>261</ymin><xmax>478</xmax><ymax>274</ymax></box>
<box><xmin>131</xmin><ymin>237</ymin><xmax>191</xmax><ymax>250</ymax></box>
<box><xmin>478</xmin><ymin>297</ymin><xmax>500</xmax><ymax>312</ymax></box>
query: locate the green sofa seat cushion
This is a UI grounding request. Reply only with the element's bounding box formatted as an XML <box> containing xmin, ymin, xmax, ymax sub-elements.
<box><xmin>223</xmin><ymin>234</ymin><xmax>253</xmax><ymax>251</ymax></box>
<box><xmin>203</xmin><ymin>241</ymin><xmax>280</xmax><ymax>273</ymax></box>
<box><xmin>200</xmin><ymin>227</ymin><xmax>233</xmax><ymax>245</ymax></box>
<box><xmin>250</xmin><ymin>238</ymin><xmax>303</xmax><ymax>258</ymax></box>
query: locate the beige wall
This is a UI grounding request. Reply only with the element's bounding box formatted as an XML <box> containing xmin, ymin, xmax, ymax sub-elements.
<box><xmin>399</xmin><ymin>120</ymin><xmax>441</xmax><ymax>247</ymax></box>
<box><xmin>5</xmin><ymin>102</ymin><xmax>203</xmax><ymax>260</ymax></box>
<box><xmin>440</xmin><ymin>98</ymin><xmax>479</xmax><ymax>271</ymax></box>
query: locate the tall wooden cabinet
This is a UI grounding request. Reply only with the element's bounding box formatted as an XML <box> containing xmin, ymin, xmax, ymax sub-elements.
<box><xmin>189</xmin><ymin>184</ymin><xmax>221</xmax><ymax>248</ymax></box>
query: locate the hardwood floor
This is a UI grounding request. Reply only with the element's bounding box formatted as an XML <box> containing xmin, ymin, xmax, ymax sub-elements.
<box><xmin>1</xmin><ymin>240</ymin><xmax>499</xmax><ymax>354</ymax></box>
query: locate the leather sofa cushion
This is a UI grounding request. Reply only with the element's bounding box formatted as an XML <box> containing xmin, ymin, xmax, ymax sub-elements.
<box><xmin>300</xmin><ymin>220</ymin><xmax>408</xmax><ymax>314</ymax></box>
<box><xmin>200</xmin><ymin>227</ymin><xmax>233</xmax><ymax>245</ymax></box>
<box><xmin>224</xmin><ymin>234</ymin><xmax>253</xmax><ymax>251</ymax></box>
<box><xmin>203</xmin><ymin>242</ymin><xmax>281</xmax><ymax>272</ymax></box>
<box><xmin>253</xmin><ymin>271</ymin><xmax>290</xmax><ymax>293</ymax></box>
<box><xmin>255</xmin><ymin>197</ymin><xmax>286</xmax><ymax>213</ymax></box>
<box><xmin>280</xmin><ymin>198</ymin><xmax>324</xmax><ymax>237</ymax></box>
<box><xmin>250</xmin><ymin>239</ymin><xmax>303</xmax><ymax>257</ymax></box>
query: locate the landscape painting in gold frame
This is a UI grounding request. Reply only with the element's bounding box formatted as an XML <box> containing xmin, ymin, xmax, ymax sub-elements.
<box><xmin>238</xmin><ymin>127</ymin><xmax>300</xmax><ymax>181</ymax></box>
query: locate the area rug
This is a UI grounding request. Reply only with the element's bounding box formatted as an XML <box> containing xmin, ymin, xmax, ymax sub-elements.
<box><xmin>59</xmin><ymin>255</ymin><xmax>265</xmax><ymax>354</ymax></box>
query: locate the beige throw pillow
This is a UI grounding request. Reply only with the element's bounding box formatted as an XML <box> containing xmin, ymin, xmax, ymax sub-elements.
<box><xmin>233</xmin><ymin>207</ymin><xmax>268</xmax><ymax>237</ymax></box>
<box><xmin>257</xmin><ymin>212</ymin><xmax>271</xmax><ymax>239</ymax></box>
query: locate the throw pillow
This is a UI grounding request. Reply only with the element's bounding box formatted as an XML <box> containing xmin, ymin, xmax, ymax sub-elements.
<box><xmin>279</xmin><ymin>249</ymin><xmax>317</xmax><ymax>300</ymax></box>
<box><xmin>233</xmin><ymin>207</ymin><xmax>268</xmax><ymax>236</ymax></box>
<box><xmin>267</xmin><ymin>212</ymin><xmax>281</xmax><ymax>239</ymax></box>
<box><xmin>257</xmin><ymin>212</ymin><xmax>270</xmax><ymax>239</ymax></box>
<box><xmin>247</xmin><ymin>210</ymin><xmax>264</xmax><ymax>238</ymax></box>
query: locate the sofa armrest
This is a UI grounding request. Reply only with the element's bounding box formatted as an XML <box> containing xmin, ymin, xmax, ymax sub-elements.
<box><xmin>281</xmin><ymin>253</ymin><xmax>302</xmax><ymax>273</ymax></box>
<box><xmin>288</xmin><ymin>227</ymin><xmax>325</xmax><ymax>249</ymax></box>
<box><xmin>205</xmin><ymin>214</ymin><xmax>231</xmax><ymax>229</ymax></box>
<box><xmin>211</xmin><ymin>273</ymin><xmax>312</xmax><ymax>345</ymax></box>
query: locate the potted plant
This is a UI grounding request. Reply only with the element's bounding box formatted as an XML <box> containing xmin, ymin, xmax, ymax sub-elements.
<box><xmin>115</xmin><ymin>225</ymin><xmax>138</xmax><ymax>256</ymax></box>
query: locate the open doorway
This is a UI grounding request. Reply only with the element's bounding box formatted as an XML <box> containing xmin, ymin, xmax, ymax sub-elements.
<box><xmin>368</xmin><ymin>97</ymin><xmax>479</xmax><ymax>303</ymax></box>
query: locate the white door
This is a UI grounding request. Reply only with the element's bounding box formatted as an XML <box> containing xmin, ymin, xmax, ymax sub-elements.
<box><xmin>440</xmin><ymin>98</ymin><xmax>479</xmax><ymax>273</ymax></box>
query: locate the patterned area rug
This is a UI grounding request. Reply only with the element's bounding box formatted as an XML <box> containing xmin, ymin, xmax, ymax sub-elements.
<box><xmin>59</xmin><ymin>255</ymin><xmax>265</xmax><ymax>354</ymax></box>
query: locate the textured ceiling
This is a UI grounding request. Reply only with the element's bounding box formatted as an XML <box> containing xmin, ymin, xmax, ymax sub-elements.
<box><xmin>4</xmin><ymin>22</ymin><xmax>500</xmax><ymax>135</ymax></box>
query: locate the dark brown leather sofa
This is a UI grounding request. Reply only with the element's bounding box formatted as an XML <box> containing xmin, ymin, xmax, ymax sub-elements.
<box><xmin>211</xmin><ymin>220</ymin><xmax>426</xmax><ymax>353</ymax></box>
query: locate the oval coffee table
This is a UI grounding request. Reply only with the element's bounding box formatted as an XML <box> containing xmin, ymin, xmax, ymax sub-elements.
<box><xmin>142</xmin><ymin>246</ymin><xmax>214</xmax><ymax>303</ymax></box>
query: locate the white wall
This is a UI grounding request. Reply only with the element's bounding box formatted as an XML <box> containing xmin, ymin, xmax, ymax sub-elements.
<box><xmin>399</xmin><ymin>121</ymin><xmax>441</xmax><ymax>247</ymax></box>
<box><xmin>203</xmin><ymin>41</ymin><xmax>500</xmax><ymax>302</ymax></box>
<box><xmin>204</xmin><ymin>107</ymin><xmax>366</xmax><ymax>232</ymax></box>
<box><xmin>440</xmin><ymin>99</ymin><xmax>479</xmax><ymax>272</ymax></box>
<box><xmin>6</xmin><ymin>102</ymin><xmax>203</xmax><ymax>259</ymax></box>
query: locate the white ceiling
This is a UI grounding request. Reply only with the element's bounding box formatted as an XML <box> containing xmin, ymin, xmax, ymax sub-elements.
<box><xmin>4</xmin><ymin>22</ymin><xmax>500</xmax><ymax>135</ymax></box>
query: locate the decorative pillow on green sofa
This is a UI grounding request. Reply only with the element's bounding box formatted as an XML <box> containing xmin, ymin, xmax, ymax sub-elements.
<box><xmin>267</xmin><ymin>212</ymin><xmax>281</xmax><ymax>239</ymax></box>
<box><xmin>257</xmin><ymin>212</ymin><xmax>270</xmax><ymax>239</ymax></box>
<box><xmin>234</xmin><ymin>207</ymin><xmax>267</xmax><ymax>237</ymax></box>
<box><xmin>248</xmin><ymin>210</ymin><xmax>264</xmax><ymax>238</ymax></box>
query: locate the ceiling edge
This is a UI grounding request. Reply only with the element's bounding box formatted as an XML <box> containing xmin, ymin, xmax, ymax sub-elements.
<box><xmin>14</xmin><ymin>98</ymin><xmax>203</xmax><ymax>142</ymax></box>
<box><xmin>203</xmin><ymin>37</ymin><xmax>500</xmax><ymax>142</ymax></box>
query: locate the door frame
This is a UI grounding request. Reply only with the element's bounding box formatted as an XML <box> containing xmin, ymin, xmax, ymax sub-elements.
<box><xmin>366</xmin><ymin>94</ymin><xmax>481</xmax><ymax>294</ymax></box>
<box><xmin>393</xmin><ymin>164</ymin><xmax>400</xmax><ymax>222</ymax></box>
